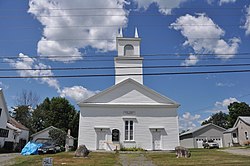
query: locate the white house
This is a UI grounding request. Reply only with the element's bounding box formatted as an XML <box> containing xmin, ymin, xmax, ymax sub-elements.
<box><xmin>0</xmin><ymin>89</ymin><xmax>30</xmax><ymax>150</ymax></box>
<box><xmin>0</xmin><ymin>88</ymin><xmax>10</xmax><ymax>148</ymax></box>
<box><xmin>31</xmin><ymin>126</ymin><xmax>60</xmax><ymax>143</ymax></box>
<box><xmin>78</xmin><ymin>29</ymin><xmax>180</xmax><ymax>151</ymax></box>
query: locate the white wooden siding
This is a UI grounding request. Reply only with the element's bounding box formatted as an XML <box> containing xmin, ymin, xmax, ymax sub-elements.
<box><xmin>78</xmin><ymin>106</ymin><xmax>179</xmax><ymax>151</ymax></box>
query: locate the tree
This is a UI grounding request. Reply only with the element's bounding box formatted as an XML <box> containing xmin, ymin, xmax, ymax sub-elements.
<box><xmin>49</xmin><ymin>128</ymin><xmax>67</xmax><ymax>146</ymax></box>
<box><xmin>202</xmin><ymin>111</ymin><xmax>229</xmax><ymax>129</ymax></box>
<box><xmin>13</xmin><ymin>105</ymin><xmax>32</xmax><ymax>130</ymax></box>
<box><xmin>32</xmin><ymin>97</ymin><xmax>79</xmax><ymax>137</ymax></box>
<box><xmin>228</xmin><ymin>102</ymin><xmax>250</xmax><ymax>127</ymax></box>
<box><xmin>15</xmin><ymin>89</ymin><xmax>40</xmax><ymax>108</ymax></box>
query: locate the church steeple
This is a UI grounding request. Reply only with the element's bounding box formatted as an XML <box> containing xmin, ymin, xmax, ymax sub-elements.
<box><xmin>115</xmin><ymin>28</ymin><xmax>143</xmax><ymax>84</ymax></box>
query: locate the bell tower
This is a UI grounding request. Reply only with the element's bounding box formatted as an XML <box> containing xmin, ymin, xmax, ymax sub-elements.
<box><xmin>115</xmin><ymin>28</ymin><xmax>143</xmax><ymax>84</ymax></box>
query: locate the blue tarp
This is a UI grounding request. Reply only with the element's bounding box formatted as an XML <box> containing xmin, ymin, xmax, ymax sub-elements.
<box><xmin>21</xmin><ymin>141</ymin><xmax>43</xmax><ymax>155</ymax></box>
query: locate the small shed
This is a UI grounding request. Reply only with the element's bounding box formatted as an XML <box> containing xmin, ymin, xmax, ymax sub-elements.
<box><xmin>180</xmin><ymin>123</ymin><xmax>226</xmax><ymax>148</ymax></box>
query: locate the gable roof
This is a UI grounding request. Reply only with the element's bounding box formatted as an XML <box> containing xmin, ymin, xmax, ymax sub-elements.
<box><xmin>30</xmin><ymin>126</ymin><xmax>60</xmax><ymax>137</ymax></box>
<box><xmin>180</xmin><ymin>123</ymin><xmax>226</xmax><ymax>137</ymax></box>
<box><xmin>9</xmin><ymin>117</ymin><xmax>29</xmax><ymax>131</ymax></box>
<box><xmin>234</xmin><ymin>116</ymin><xmax>250</xmax><ymax>127</ymax></box>
<box><xmin>0</xmin><ymin>88</ymin><xmax>10</xmax><ymax>121</ymax></box>
<box><xmin>78</xmin><ymin>78</ymin><xmax>180</xmax><ymax>107</ymax></box>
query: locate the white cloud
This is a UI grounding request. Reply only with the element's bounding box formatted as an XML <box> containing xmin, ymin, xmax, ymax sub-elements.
<box><xmin>0</xmin><ymin>82</ymin><xmax>9</xmax><ymax>90</ymax></box>
<box><xmin>206</xmin><ymin>97</ymin><xmax>239</xmax><ymax>113</ymax></box>
<box><xmin>134</xmin><ymin>0</ymin><xmax>187</xmax><ymax>15</ymax></box>
<box><xmin>219</xmin><ymin>0</ymin><xmax>237</xmax><ymax>5</ymax></box>
<box><xmin>28</xmin><ymin>0</ymin><xmax>128</xmax><ymax>62</ymax></box>
<box><xmin>170</xmin><ymin>14</ymin><xmax>241</xmax><ymax>65</ymax></box>
<box><xmin>5</xmin><ymin>53</ymin><xmax>61</xmax><ymax>92</ymax></box>
<box><xmin>181</xmin><ymin>54</ymin><xmax>199</xmax><ymax>66</ymax></box>
<box><xmin>179</xmin><ymin>112</ymin><xmax>201</xmax><ymax>130</ymax></box>
<box><xmin>215</xmin><ymin>97</ymin><xmax>239</xmax><ymax>108</ymax></box>
<box><xmin>60</xmin><ymin>86</ymin><xmax>98</xmax><ymax>102</ymax></box>
<box><xmin>216</xmin><ymin>82</ymin><xmax>234</xmax><ymax>87</ymax></box>
<box><xmin>243</xmin><ymin>5</ymin><xmax>250</xmax><ymax>36</ymax></box>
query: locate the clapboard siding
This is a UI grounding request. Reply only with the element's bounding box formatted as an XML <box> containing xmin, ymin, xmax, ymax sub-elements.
<box><xmin>78</xmin><ymin>106</ymin><xmax>179</xmax><ymax>150</ymax></box>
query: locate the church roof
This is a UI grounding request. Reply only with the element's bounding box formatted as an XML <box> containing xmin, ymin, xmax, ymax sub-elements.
<box><xmin>78</xmin><ymin>78</ymin><xmax>180</xmax><ymax>107</ymax></box>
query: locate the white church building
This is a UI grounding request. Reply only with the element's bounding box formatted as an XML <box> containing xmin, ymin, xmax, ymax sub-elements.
<box><xmin>78</xmin><ymin>29</ymin><xmax>180</xmax><ymax>151</ymax></box>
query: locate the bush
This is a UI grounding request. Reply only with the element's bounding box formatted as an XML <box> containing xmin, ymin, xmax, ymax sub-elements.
<box><xmin>120</xmin><ymin>146</ymin><xmax>145</xmax><ymax>151</ymax></box>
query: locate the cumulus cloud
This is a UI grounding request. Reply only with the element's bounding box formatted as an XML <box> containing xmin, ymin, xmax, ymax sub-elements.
<box><xmin>134</xmin><ymin>0</ymin><xmax>187</xmax><ymax>15</ymax></box>
<box><xmin>5</xmin><ymin>53</ymin><xmax>60</xmax><ymax>92</ymax></box>
<box><xmin>219</xmin><ymin>0</ymin><xmax>237</xmax><ymax>5</ymax></box>
<box><xmin>60</xmin><ymin>86</ymin><xmax>98</xmax><ymax>102</ymax></box>
<box><xmin>28</xmin><ymin>0</ymin><xmax>128</xmax><ymax>62</ymax></box>
<box><xmin>181</xmin><ymin>54</ymin><xmax>199</xmax><ymax>66</ymax></box>
<box><xmin>216</xmin><ymin>82</ymin><xmax>234</xmax><ymax>87</ymax></box>
<box><xmin>206</xmin><ymin>97</ymin><xmax>239</xmax><ymax>113</ymax></box>
<box><xmin>215</xmin><ymin>97</ymin><xmax>239</xmax><ymax>108</ymax></box>
<box><xmin>0</xmin><ymin>82</ymin><xmax>9</xmax><ymax>90</ymax></box>
<box><xmin>170</xmin><ymin>14</ymin><xmax>241</xmax><ymax>65</ymax></box>
<box><xmin>243</xmin><ymin>5</ymin><xmax>250</xmax><ymax>36</ymax></box>
<box><xmin>179</xmin><ymin>112</ymin><xmax>201</xmax><ymax>130</ymax></box>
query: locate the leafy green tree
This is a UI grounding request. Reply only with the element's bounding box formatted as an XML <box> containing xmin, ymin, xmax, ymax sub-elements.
<box><xmin>49</xmin><ymin>128</ymin><xmax>67</xmax><ymax>146</ymax></box>
<box><xmin>32</xmin><ymin>97</ymin><xmax>79</xmax><ymax>137</ymax></box>
<box><xmin>202</xmin><ymin>111</ymin><xmax>229</xmax><ymax>129</ymax></box>
<box><xmin>13</xmin><ymin>105</ymin><xmax>32</xmax><ymax>130</ymax></box>
<box><xmin>228</xmin><ymin>102</ymin><xmax>250</xmax><ymax>127</ymax></box>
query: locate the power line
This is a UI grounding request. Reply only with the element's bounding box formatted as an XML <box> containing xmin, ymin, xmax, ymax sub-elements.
<box><xmin>1</xmin><ymin>69</ymin><xmax>250</xmax><ymax>79</ymax></box>
<box><xmin>1</xmin><ymin>63</ymin><xmax>250</xmax><ymax>72</ymax></box>
<box><xmin>1</xmin><ymin>52</ymin><xmax>250</xmax><ymax>59</ymax></box>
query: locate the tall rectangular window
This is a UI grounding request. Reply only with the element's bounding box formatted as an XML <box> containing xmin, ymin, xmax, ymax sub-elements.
<box><xmin>125</xmin><ymin>120</ymin><xmax>134</xmax><ymax>141</ymax></box>
<box><xmin>245</xmin><ymin>132</ymin><xmax>248</xmax><ymax>140</ymax></box>
<box><xmin>0</xmin><ymin>108</ymin><xmax>2</xmax><ymax>117</ymax></box>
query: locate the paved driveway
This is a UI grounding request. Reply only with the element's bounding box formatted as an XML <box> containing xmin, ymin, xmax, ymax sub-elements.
<box><xmin>222</xmin><ymin>148</ymin><xmax>250</xmax><ymax>156</ymax></box>
<box><xmin>0</xmin><ymin>153</ymin><xmax>20</xmax><ymax>166</ymax></box>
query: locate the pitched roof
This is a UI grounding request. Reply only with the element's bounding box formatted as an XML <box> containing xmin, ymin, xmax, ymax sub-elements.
<box><xmin>30</xmin><ymin>126</ymin><xmax>60</xmax><ymax>137</ymax></box>
<box><xmin>223</xmin><ymin>127</ymin><xmax>237</xmax><ymax>133</ymax></box>
<box><xmin>234</xmin><ymin>116</ymin><xmax>250</xmax><ymax>127</ymax></box>
<box><xmin>78</xmin><ymin>78</ymin><xmax>180</xmax><ymax>107</ymax></box>
<box><xmin>9</xmin><ymin>117</ymin><xmax>29</xmax><ymax>131</ymax></box>
<box><xmin>0</xmin><ymin>88</ymin><xmax>10</xmax><ymax>121</ymax></box>
<box><xmin>180</xmin><ymin>123</ymin><xmax>226</xmax><ymax>136</ymax></box>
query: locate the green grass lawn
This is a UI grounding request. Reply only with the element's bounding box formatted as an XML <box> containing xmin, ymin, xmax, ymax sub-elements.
<box><xmin>11</xmin><ymin>149</ymin><xmax>250</xmax><ymax>166</ymax></box>
<box><xmin>12</xmin><ymin>152</ymin><xmax>118</xmax><ymax>166</ymax></box>
<box><xmin>146</xmin><ymin>148</ymin><xmax>250</xmax><ymax>166</ymax></box>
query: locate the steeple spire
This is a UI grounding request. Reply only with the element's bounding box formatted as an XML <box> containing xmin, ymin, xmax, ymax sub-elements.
<box><xmin>119</xmin><ymin>28</ymin><xmax>123</xmax><ymax>37</ymax></box>
<box><xmin>135</xmin><ymin>27</ymin><xmax>139</xmax><ymax>38</ymax></box>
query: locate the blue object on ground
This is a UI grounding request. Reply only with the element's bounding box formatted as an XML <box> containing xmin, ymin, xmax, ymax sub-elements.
<box><xmin>21</xmin><ymin>141</ymin><xmax>43</xmax><ymax>155</ymax></box>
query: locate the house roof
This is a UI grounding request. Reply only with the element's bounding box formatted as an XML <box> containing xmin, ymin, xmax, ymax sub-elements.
<box><xmin>30</xmin><ymin>126</ymin><xmax>60</xmax><ymax>137</ymax></box>
<box><xmin>223</xmin><ymin>127</ymin><xmax>237</xmax><ymax>133</ymax></box>
<box><xmin>180</xmin><ymin>123</ymin><xmax>226</xmax><ymax>136</ymax></box>
<box><xmin>234</xmin><ymin>116</ymin><xmax>250</xmax><ymax>127</ymax></box>
<box><xmin>78</xmin><ymin>78</ymin><xmax>180</xmax><ymax>107</ymax></box>
<box><xmin>0</xmin><ymin>88</ymin><xmax>10</xmax><ymax>121</ymax></box>
<box><xmin>9</xmin><ymin>117</ymin><xmax>29</xmax><ymax>131</ymax></box>
<box><xmin>6</xmin><ymin>123</ymin><xmax>22</xmax><ymax>133</ymax></box>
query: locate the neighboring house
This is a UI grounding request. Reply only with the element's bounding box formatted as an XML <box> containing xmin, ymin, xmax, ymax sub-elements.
<box><xmin>8</xmin><ymin>117</ymin><xmax>29</xmax><ymax>149</ymax></box>
<box><xmin>78</xmin><ymin>29</ymin><xmax>180</xmax><ymax>151</ymax></box>
<box><xmin>0</xmin><ymin>88</ymin><xmax>10</xmax><ymax>148</ymax></box>
<box><xmin>180</xmin><ymin>123</ymin><xmax>226</xmax><ymax>148</ymax></box>
<box><xmin>223</xmin><ymin>116</ymin><xmax>250</xmax><ymax>146</ymax></box>
<box><xmin>31</xmin><ymin>126</ymin><xmax>60</xmax><ymax>143</ymax></box>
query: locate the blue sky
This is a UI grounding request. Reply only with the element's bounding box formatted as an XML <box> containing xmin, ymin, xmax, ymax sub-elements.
<box><xmin>0</xmin><ymin>0</ymin><xmax>250</xmax><ymax>130</ymax></box>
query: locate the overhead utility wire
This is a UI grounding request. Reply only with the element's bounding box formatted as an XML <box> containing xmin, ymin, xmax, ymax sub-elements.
<box><xmin>2</xmin><ymin>57</ymin><xmax>250</xmax><ymax>64</ymax></box>
<box><xmin>1</xmin><ymin>69</ymin><xmax>250</xmax><ymax>79</ymax></box>
<box><xmin>1</xmin><ymin>63</ymin><xmax>250</xmax><ymax>72</ymax></box>
<box><xmin>1</xmin><ymin>52</ymin><xmax>250</xmax><ymax>59</ymax></box>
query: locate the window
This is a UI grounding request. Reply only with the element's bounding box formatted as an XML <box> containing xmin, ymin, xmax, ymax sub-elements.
<box><xmin>0</xmin><ymin>108</ymin><xmax>2</xmax><ymax>117</ymax></box>
<box><xmin>245</xmin><ymin>132</ymin><xmax>248</xmax><ymax>140</ymax></box>
<box><xmin>125</xmin><ymin>120</ymin><xmax>134</xmax><ymax>141</ymax></box>
<box><xmin>124</xmin><ymin>44</ymin><xmax>134</xmax><ymax>56</ymax></box>
<box><xmin>0</xmin><ymin>128</ymin><xmax>9</xmax><ymax>138</ymax></box>
<box><xmin>112</xmin><ymin>129</ymin><xmax>120</xmax><ymax>142</ymax></box>
<box><xmin>233</xmin><ymin>133</ymin><xmax>237</xmax><ymax>138</ymax></box>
